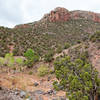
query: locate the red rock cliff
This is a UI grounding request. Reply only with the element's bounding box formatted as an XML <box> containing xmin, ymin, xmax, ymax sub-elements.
<box><xmin>42</xmin><ymin>7</ymin><xmax>70</xmax><ymax>22</ymax></box>
<box><xmin>42</xmin><ymin>7</ymin><xmax>100</xmax><ymax>23</ymax></box>
<box><xmin>49</xmin><ymin>7</ymin><xmax>70</xmax><ymax>22</ymax></box>
<box><xmin>14</xmin><ymin>7</ymin><xmax>100</xmax><ymax>29</ymax></box>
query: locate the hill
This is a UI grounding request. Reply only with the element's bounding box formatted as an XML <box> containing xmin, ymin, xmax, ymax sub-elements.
<box><xmin>0</xmin><ymin>7</ymin><xmax>100</xmax><ymax>57</ymax></box>
<box><xmin>0</xmin><ymin>7</ymin><xmax>100</xmax><ymax>100</ymax></box>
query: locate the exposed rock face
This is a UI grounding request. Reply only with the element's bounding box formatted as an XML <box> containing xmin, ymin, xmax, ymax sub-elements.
<box><xmin>14</xmin><ymin>7</ymin><xmax>100</xmax><ymax>28</ymax></box>
<box><xmin>70</xmin><ymin>10</ymin><xmax>100</xmax><ymax>23</ymax></box>
<box><xmin>48</xmin><ymin>7</ymin><xmax>70</xmax><ymax>22</ymax></box>
<box><xmin>42</xmin><ymin>7</ymin><xmax>100</xmax><ymax>23</ymax></box>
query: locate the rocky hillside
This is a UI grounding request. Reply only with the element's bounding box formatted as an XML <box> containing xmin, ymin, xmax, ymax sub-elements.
<box><xmin>40</xmin><ymin>7</ymin><xmax>100</xmax><ymax>23</ymax></box>
<box><xmin>0</xmin><ymin>7</ymin><xmax>100</xmax><ymax>57</ymax></box>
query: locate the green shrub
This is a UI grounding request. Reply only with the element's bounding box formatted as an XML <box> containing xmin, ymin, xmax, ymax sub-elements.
<box><xmin>64</xmin><ymin>43</ymin><xmax>70</xmax><ymax>49</ymax></box>
<box><xmin>56</xmin><ymin>46</ymin><xmax>63</xmax><ymax>53</ymax></box>
<box><xmin>37</xmin><ymin>65</ymin><xmax>49</xmax><ymax>76</ymax></box>
<box><xmin>0</xmin><ymin>57</ymin><xmax>5</xmax><ymax>66</ymax></box>
<box><xmin>24</xmin><ymin>49</ymin><xmax>39</xmax><ymax>67</ymax></box>
<box><xmin>44</xmin><ymin>50</ymin><xmax>54</xmax><ymax>62</ymax></box>
<box><xmin>15</xmin><ymin>58</ymin><xmax>24</xmax><ymax>66</ymax></box>
<box><xmin>54</xmin><ymin>55</ymin><xmax>100</xmax><ymax>100</ymax></box>
<box><xmin>4</xmin><ymin>53</ymin><xmax>15</xmax><ymax>67</ymax></box>
<box><xmin>28</xmin><ymin>71</ymin><xmax>33</xmax><ymax>75</ymax></box>
<box><xmin>53</xmin><ymin>81</ymin><xmax>60</xmax><ymax>91</ymax></box>
<box><xmin>90</xmin><ymin>31</ymin><xmax>100</xmax><ymax>42</ymax></box>
<box><xmin>77</xmin><ymin>40</ymin><xmax>81</xmax><ymax>43</ymax></box>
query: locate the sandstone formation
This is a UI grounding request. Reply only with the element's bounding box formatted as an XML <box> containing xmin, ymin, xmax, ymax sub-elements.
<box><xmin>70</xmin><ymin>10</ymin><xmax>100</xmax><ymax>23</ymax></box>
<box><xmin>14</xmin><ymin>7</ymin><xmax>100</xmax><ymax>28</ymax></box>
<box><xmin>42</xmin><ymin>7</ymin><xmax>100</xmax><ymax>23</ymax></box>
<box><xmin>48</xmin><ymin>7</ymin><xmax>70</xmax><ymax>22</ymax></box>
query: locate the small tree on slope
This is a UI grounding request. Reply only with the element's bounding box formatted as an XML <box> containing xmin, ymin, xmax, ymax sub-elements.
<box><xmin>54</xmin><ymin>56</ymin><xmax>100</xmax><ymax>100</ymax></box>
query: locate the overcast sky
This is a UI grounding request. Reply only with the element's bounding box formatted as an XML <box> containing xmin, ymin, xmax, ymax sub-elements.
<box><xmin>0</xmin><ymin>0</ymin><xmax>100</xmax><ymax>28</ymax></box>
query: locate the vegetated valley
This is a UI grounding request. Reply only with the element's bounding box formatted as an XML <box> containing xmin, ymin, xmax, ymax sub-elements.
<box><xmin>0</xmin><ymin>7</ymin><xmax>100</xmax><ymax>100</ymax></box>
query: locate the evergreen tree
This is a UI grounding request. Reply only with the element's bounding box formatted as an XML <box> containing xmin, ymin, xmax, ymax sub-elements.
<box><xmin>54</xmin><ymin>56</ymin><xmax>100</xmax><ymax>100</ymax></box>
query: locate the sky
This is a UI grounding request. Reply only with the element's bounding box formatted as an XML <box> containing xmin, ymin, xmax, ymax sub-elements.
<box><xmin>0</xmin><ymin>0</ymin><xmax>100</xmax><ymax>28</ymax></box>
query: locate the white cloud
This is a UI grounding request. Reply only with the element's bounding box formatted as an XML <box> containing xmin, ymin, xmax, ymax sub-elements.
<box><xmin>0</xmin><ymin>0</ymin><xmax>100</xmax><ymax>28</ymax></box>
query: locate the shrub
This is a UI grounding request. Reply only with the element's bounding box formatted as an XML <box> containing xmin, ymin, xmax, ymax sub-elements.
<box><xmin>24</xmin><ymin>49</ymin><xmax>39</xmax><ymax>67</ymax></box>
<box><xmin>44</xmin><ymin>50</ymin><xmax>54</xmax><ymax>62</ymax></box>
<box><xmin>0</xmin><ymin>57</ymin><xmax>5</xmax><ymax>67</ymax></box>
<box><xmin>28</xmin><ymin>71</ymin><xmax>33</xmax><ymax>75</ymax></box>
<box><xmin>56</xmin><ymin>46</ymin><xmax>63</xmax><ymax>53</ymax></box>
<box><xmin>90</xmin><ymin>31</ymin><xmax>100</xmax><ymax>42</ymax></box>
<box><xmin>77</xmin><ymin>40</ymin><xmax>81</xmax><ymax>43</ymax></box>
<box><xmin>4</xmin><ymin>53</ymin><xmax>15</xmax><ymax>67</ymax></box>
<box><xmin>54</xmin><ymin>56</ymin><xmax>100</xmax><ymax>100</ymax></box>
<box><xmin>53</xmin><ymin>81</ymin><xmax>60</xmax><ymax>91</ymax></box>
<box><xmin>37</xmin><ymin>65</ymin><xmax>49</xmax><ymax>76</ymax></box>
<box><xmin>64</xmin><ymin>43</ymin><xmax>70</xmax><ymax>49</ymax></box>
<box><xmin>15</xmin><ymin>58</ymin><xmax>24</xmax><ymax>66</ymax></box>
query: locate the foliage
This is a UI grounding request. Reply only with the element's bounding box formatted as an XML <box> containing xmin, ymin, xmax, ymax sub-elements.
<box><xmin>28</xmin><ymin>71</ymin><xmax>33</xmax><ymax>75</ymax></box>
<box><xmin>0</xmin><ymin>19</ymin><xmax>100</xmax><ymax>57</ymax></box>
<box><xmin>15</xmin><ymin>58</ymin><xmax>24</xmax><ymax>66</ymax></box>
<box><xmin>64</xmin><ymin>42</ymin><xmax>71</xmax><ymax>49</ymax></box>
<box><xmin>24</xmin><ymin>49</ymin><xmax>39</xmax><ymax>67</ymax></box>
<box><xmin>54</xmin><ymin>56</ymin><xmax>100</xmax><ymax>100</ymax></box>
<box><xmin>0</xmin><ymin>53</ymin><xmax>24</xmax><ymax>68</ymax></box>
<box><xmin>53</xmin><ymin>81</ymin><xmax>60</xmax><ymax>91</ymax></box>
<box><xmin>77</xmin><ymin>40</ymin><xmax>81</xmax><ymax>43</ymax></box>
<box><xmin>56</xmin><ymin>45</ymin><xmax>63</xmax><ymax>53</ymax></box>
<box><xmin>37</xmin><ymin>65</ymin><xmax>49</xmax><ymax>76</ymax></box>
<box><xmin>5</xmin><ymin>53</ymin><xmax>15</xmax><ymax>67</ymax></box>
<box><xmin>0</xmin><ymin>57</ymin><xmax>5</xmax><ymax>67</ymax></box>
<box><xmin>44</xmin><ymin>50</ymin><xmax>54</xmax><ymax>62</ymax></box>
<box><xmin>90</xmin><ymin>31</ymin><xmax>100</xmax><ymax>42</ymax></box>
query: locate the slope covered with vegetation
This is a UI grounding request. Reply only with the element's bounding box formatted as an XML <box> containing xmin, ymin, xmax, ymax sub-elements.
<box><xmin>0</xmin><ymin>19</ymin><xmax>100</xmax><ymax>58</ymax></box>
<box><xmin>0</xmin><ymin>7</ymin><xmax>100</xmax><ymax>100</ymax></box>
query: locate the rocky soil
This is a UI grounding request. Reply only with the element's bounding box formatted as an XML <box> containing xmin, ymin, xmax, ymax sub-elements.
<box><xmin>0</xmin><ymin>87</ymin><xmax>68</xmax><ymax>100</ymax></box>
<box><xmin>0</xmin><ymin>73</ymin><xmax>67</xmax><ymax>100</ymax></box>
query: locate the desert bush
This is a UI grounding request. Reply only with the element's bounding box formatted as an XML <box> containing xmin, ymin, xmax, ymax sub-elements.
<box><xmin>24</xmin><ymin>49</ymin><xmax>39</xmax><ymax>67</ymax></box>
<box><xmin>44</xmin><ymin>50</ymin><xmax>54</xmax><ymax>62</ymax></box>
<box><xmin>53</xmin><ymin>56</ymin><xmax>100</xmax><ymax>100</ymax></box>
<box><xmin>77</xmin><ymin>40</ymin><xmax>81</xmax><ymax>43</ymax></box>
<box><xmin>64</xmin><ymin>42</ymin><xmax>71</xmax><ymax>49</ymax></box>
<box><xmin>4</xmin><ymin>53</ymin><xmax>15</xmax><ymax>67</ymax></box>
<box><xmin>37</xmin><ymin>65</ymin><xmax>49</xmax><ymax>76</ymax></box>
<box><xmin>90</xmin><ymin>31</ymin><xmax>100</xmax><ymax>42</ymax></box>
<box><xmin>53</xmin><ymin>81</ymin><xmax>60</xmax><ymax>91</ymax></box>
<box><xmin>15</xmin><ymin>58</ymin><xmax>24</xmax><ymax>66</ymax></box>
<box><xmin>28</xmin><ymin>71</ymin><xmax>33</xmax><ymax>75</ymax></box>
<box><xmin>0</xmin><ymin>57</ymin><xmax>5</xmax><ymax>67</ymax></box>
<box><xmin>56</xmin><ymin>45</ymin><xmax>63</xmax><ymax>53</ymax></box>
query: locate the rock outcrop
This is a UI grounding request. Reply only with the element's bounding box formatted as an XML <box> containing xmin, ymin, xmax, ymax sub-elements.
<box><xmin>48</xmin><ymin>7</ymin><xmax>70</xmax><ymax>22</ymax></box>
<box><xmin>14</xmin><ymin>7</ymin><xmax>100</xmax><ymax>28</ymax></box>
<box><xmin>14</xmin><ymin>24</ymin><xmax>31</xmax><ymax>29</ymax></box>
<box><xmin>70</xmin><ymin>10</ymin><xmax>100</xmax><ymax>23</ymax></box>
<box><xmin>42</xmin><ymin>7</ymin><xmax>70</xmax><ymax>22</ymax></box>
<box><xmin>42</xmin><ymin>7</ymin><xmax>100</xmax><ymax>23</ymax></box>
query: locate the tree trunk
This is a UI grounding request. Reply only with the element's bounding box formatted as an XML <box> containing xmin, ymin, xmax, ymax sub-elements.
<box><xmin>89</xmin><ymin>94</ymin><xmax>95</xmax><ymax>100</ymax></box>
<box><xmin>90</xmin><ymin>96</ymin><xmax>94</xmax><ymax>100</ymax></box>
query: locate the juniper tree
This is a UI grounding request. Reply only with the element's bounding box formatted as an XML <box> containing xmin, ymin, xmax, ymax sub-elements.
<box><xmin>53</xmin><ymin>56</ymin><xmax>100</xmax><ymax>100</ymax></box>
